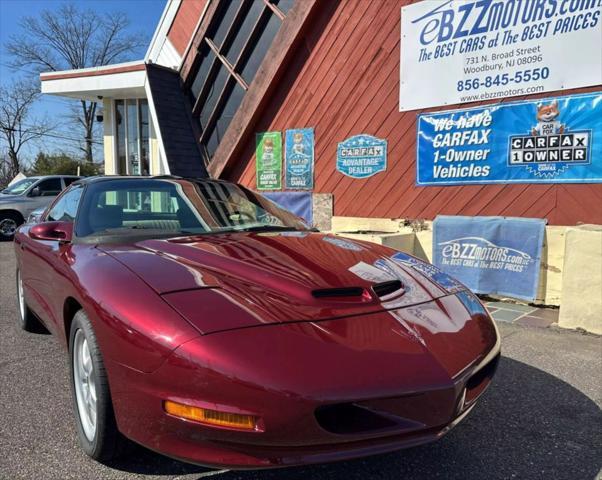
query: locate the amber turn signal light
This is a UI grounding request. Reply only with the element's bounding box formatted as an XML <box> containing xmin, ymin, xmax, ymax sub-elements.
<box><xmin>163</xmin><ymin>400</ymin><xmax>258</xmax><ymax>430</ymax></box>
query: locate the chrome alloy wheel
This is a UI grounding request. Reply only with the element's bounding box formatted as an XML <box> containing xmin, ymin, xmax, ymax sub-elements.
<box><xmin>0</xmin><ymin>218</ymin><xmax>17</xmax><ymax>237</ymax></box>
<box><xmin>73</xmin><ymin>329</ymin><xmax>97</xmax><ymax>442</ymax></box>
<box><xmin>17</xmin><ymin>270</ymin><xmax>25</xmax><ymax>320</ymax></box>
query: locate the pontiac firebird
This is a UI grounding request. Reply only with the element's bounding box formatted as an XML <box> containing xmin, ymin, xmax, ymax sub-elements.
<box><xmin>13</xmin><ymin>176</ymin><xmax>500</xmax><ymax>469</ymax></box>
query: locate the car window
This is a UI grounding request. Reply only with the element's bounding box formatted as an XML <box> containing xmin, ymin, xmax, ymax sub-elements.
<box><xmin>46</xmin><ymin>186</ymin><xmax>83</xmax><ymax>222</ymax></box>
<box><xmin>36</xmin><ymin>178</ymin><xmax>63</xmax><ymax>197</ymax></box>
<box><xmin>1</xmin><ymin>178</ymin><xmax>39</xmax><ymax>195</ymax></box>
<box><xmin>75</xmin><ymin>179</ymin><xmax>310</xmax><ymax>239</ymax></box>
<box><xmin>63</xmin><ymin>177</ymin><xmax>80</xmax><ymax>187</ymax></box>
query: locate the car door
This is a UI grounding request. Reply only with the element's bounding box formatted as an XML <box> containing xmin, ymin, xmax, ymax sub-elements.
<box><xmin>20</xmin><ymin>185</ymin><xmax>83</xmax><ymax>333</ymax></box>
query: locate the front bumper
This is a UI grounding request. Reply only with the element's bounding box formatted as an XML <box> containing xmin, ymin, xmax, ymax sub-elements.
<box><xmin>107</xmin><ymin>296</ymin><xmax>500</xmax><ymax>468</ymax></box>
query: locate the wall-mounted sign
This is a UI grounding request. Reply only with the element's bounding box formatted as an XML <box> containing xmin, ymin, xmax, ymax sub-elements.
<box><xmin>285</xmin><ymin>128</ymin><xmax>314</xmax><ymax>190</ymax></box>
<box><xmin>417</xmin><ymin>93</ymin><xmax>602</xmax><ymax>186</ymax></box>
<box><xmin>337</xmin><ymin>134</ymin><xmax>387</xmax><ymax>179</ymax></box>
<box><xmin>256</xmin><ymin>131</ymin><xmax>282</xmax><ymax>190</ymax></box>
<box><xmin>399</xmin><ymin>1</ymin><xmax>602</xmax><ymax>111</ymax></box>
<box><xmin>433</xmin><ymin>215</ymin><xmax>546</xmax><ymax>301</ymax></box>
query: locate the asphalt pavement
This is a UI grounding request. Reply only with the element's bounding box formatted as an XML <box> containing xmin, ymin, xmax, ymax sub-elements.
<box><xmin>1</xmin><ymin>241</ymin><xmax>601</xmax><ymax>480</ymax></box>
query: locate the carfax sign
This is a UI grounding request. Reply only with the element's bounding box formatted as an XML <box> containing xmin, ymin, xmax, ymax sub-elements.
<box><xmin>337</xmin><ymin>134</ymin><xmax>387</xmax><ymax>179</ymax></box>
<box><xmin>399</xmin><ymin>0</ymin><xmax>602</xmax><ymax>111</ymax></box>
<box><xmin>417</xmin><ymin>93</ymin><xmax>602</xmax><ymax>185</ymax></box>
<box><xmin>285</xmin><ymin>128</ymin><xmax>314</xmax><ymax>189</ymax></box>
<box><xmin>256</xmin><ymin>131</ymin><xmax>282</xmax><ymax>190</ymax></box>
<box><xmin>433</xmin><ymin>216</ymin><xmax>546</xmax><ymax>301</ymax></box>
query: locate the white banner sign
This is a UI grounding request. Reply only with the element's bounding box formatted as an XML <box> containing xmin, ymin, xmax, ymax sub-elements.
<box><xmin>399</xmin><ymin>0</ymin><xmax>602</xmax><ymax>112</ymax></box>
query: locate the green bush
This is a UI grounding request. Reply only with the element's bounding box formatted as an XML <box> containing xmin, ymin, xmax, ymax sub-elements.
<box><xmin>29</xmin><ymin>152</ymin><xmax>103</xmax><ymax>177</ymax></box>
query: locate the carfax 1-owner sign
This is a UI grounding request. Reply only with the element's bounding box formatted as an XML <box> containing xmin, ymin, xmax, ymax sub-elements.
<box><xmin>417</xmin><ymin>93</ymin><xmax>602</xmax><ymax>185</ymax></box>
<box><xmin>399</xmin><ymin>0</ymin><xmax>602</xmax><ymax>111</ymax></box>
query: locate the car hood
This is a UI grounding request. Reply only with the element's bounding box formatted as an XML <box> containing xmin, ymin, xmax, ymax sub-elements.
<box><xmin>100</xmin><ymin>232</ymin><xmax>467</xmax><ymax>334</ymax></box>
<box><xmin>0</xmin><ymin>193</ymin><xmax>22</xmax><ymax>202</ymax></box>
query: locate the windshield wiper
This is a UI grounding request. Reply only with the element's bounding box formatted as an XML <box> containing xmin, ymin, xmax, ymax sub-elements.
<box><xmin>236</xmin><ymin>225</ymin><xmax>303</xmax><ymax>233</ymax></box>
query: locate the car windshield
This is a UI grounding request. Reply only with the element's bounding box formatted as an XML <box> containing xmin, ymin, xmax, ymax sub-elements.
<box><xmin>2</xmin><ymin>178</ymin><xmax>38</xmax><ymax>195</ymax></box>
<box><xmin>75</xmin><ymin>178</ymin><xmax>312</xmax><ymax>239</ymax></box>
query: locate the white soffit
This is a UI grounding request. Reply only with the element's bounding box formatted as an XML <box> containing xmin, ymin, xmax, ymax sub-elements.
<box><xmin>145</xmin><ymin>0</ymin><xmax>182</xmax><ymax>69</ymax></box>
<box><xmin>41</xmin><ymin>64</ymin><xmax>147</xmax><ymax>100</ymax></box>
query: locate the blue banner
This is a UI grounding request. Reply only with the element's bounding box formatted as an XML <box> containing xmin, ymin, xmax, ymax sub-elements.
<box><xmin>417</xmin><ymin>93</ymin><xmax>602</xmax><ymax>185</ymax></box>
<box><xmin>337</xmin><ymin>134</ymin><xmax>387</xmax><ymax>178</ymax></box>
<box><xmin>285</xmin><ymin>128</ymin><xmax>314</xmax><ymax>190</ymax></box>
<box><xmin>433</xmin><ymin>216</ymin><xmax>546</xmax><ymax>301</ymax></box>
<box><xmin>262</xmin><ymin>192</ymin><xmax>313</xmax><ymax>225</ymax></box>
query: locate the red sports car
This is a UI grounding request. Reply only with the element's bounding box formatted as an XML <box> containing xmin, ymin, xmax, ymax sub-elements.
<box><xmin>14</xmin><ymin>176</ymin><xmax>500</xmax><ymax>469</ymax></box>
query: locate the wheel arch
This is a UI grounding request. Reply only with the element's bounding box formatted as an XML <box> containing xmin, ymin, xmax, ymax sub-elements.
<box><xmin>0</xmin><ymin>209</ymin><xmax>25</xmax><ymax>222</ymax></box>
<box><xmin>63</xmin><ymin>297</ymin><xmax>83</xmax><ymax>344</ymax></box>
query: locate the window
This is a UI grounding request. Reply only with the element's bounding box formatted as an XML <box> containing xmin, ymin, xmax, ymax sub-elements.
<box><xmin>114</xmin><ymin>99</ymin><xmax>150</xmax><ymax>175</ymax></box>
<box><xmin>64</xmin><ymin>177</ymin><xmax>80</xmax><ymax>187</ymax></box>
<box><xmin>35</xmin><ymin>178</ymin><xmax>63</xmax><ymax>197</ymax></box>
<box><xmin>75</xmin><ymin>178</ymin><xmax>310</xmax><ymax>239</ymax></box>
<box><xmin>188</xmin><ymin>0</ymin><xmax>292</xmax><ymax>162</ymax></box>
<box><xmin>1</xmin><ymin>178</ymin><xmax>37</xmax><ymax>195</ymax></box>
<box><xmin>46</xmin><ymin>186</ymin><xmax>83</xmax><ymax>222</ymax></box>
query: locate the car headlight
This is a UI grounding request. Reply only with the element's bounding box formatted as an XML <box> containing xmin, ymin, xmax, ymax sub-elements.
<box><xmin>27</xmin><ymin>211</ymin><xmax>43</xmax><ymax>224</ymax></box>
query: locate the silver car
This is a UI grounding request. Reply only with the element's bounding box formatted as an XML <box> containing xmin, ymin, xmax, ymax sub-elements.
<box><xmin>0</xmin><ymin>175</ymin><xmax>81</xmax><ymax>239</ymax></box>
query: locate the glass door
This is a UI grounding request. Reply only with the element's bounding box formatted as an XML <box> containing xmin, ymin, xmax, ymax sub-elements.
<box><xmin>114</xmin><ymin>98</ymin><xmax>151</xmax><ymax>211</ymax></box>
<box><xmin>114</xmin><ymin>99</ymin><xmax>150</xmax><ymax>176</ymax></box>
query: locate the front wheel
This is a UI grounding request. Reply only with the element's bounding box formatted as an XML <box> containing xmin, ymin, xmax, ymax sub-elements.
<box><xmin>69</xmin><ymin>310</ymin><xmax>124</xmax><ymax>462</ymax></box>
<box><xmin>0</xmin><ymin>211</ymin><xmax>22</xmax><ymax>240</ymax></box>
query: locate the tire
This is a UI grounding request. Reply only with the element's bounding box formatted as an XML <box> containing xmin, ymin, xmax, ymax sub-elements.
<box><xmin>69</xmin><ymin>310</ymin><xmax>124</xmax><ymax>462</ymax></box>
<box><xmin>0</xmin><ymin>211</ymin><xmax>23</xmax><ymax>241</ymax></box>
<box><xmin>16</xmin><ymin>268</ymin><xmax>44</xmax><ymax>333</ymax></box>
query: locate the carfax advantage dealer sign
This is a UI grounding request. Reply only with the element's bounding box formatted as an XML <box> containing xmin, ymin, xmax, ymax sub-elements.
<box><xmin>399</xmin><ymin>0</ymin><xmax>602</xmax><ymax>111</ymax></box>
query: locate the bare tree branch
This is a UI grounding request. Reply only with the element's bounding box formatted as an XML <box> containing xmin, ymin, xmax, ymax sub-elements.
<box><xmin>5</xmin><ymin>2</ymin><xmax>147</xmax><ymax>163</ymax></box>
<box><xmin>0</xmin><ymin>80</ymin><xmax>54</xmax><ymax>176</ymax></box>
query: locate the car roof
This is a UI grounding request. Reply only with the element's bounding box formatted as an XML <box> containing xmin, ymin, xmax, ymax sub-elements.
<box><xmin>29</xmin><ymin>175</ymin><xmax>82</xmax><ymax>180</ymax></box>
<box><xmin>73</xmin><ymin>175</ymin><xmax>225</xmax><ymax>185</ymax></box>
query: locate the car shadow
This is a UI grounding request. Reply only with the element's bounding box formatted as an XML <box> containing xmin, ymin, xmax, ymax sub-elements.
<box><xmin>106</xmin><ymin>356</ymin><xmax>602</xmax><ymax>480</ymax></box>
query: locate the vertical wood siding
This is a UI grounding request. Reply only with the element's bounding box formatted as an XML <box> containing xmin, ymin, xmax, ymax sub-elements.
<box><xmin>221</xmin><ymin>0</ymin><xmax>602</xmax><ymax>226</ymax></box>
<box><xmin>168</xmin><ymin>0</ymin><xmax>207</xmax><ymax>56</ymax></box>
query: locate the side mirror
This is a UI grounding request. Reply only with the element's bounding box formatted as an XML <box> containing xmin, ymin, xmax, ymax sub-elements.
<box><xmin>29</xmin><ymin>221</ymin><xmax>73</xmax><ymax>243</ymax></box>
<box><xmin>30</xmin><ymin>187</ymin><xmax>41</xmax><ymax>197</ymax></box>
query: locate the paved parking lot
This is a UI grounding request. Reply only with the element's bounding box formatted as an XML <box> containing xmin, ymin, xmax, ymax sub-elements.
<box><xmin>1</xmin><ymin>241</ymin><xmax>601</xmax><ymax>480</ymax></box>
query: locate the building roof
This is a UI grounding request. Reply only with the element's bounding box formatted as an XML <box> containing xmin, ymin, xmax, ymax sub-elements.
<box><xmin>145</xmin><ymin>64</ymin><xmax>208</xmax><ymax>178</ymax></box>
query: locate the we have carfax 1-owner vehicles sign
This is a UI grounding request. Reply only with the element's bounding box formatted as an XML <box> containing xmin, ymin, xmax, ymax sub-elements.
<box><xmin>400</xmin><ymin>0</ymin><xmax>602</xmax><ymax>111</ymax></box>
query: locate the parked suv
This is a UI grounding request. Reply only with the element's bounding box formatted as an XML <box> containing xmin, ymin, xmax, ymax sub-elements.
<box><xmin>0</xmin><ymin>175</ymin><xmax>81</xmax><ymax>240</ymax></box>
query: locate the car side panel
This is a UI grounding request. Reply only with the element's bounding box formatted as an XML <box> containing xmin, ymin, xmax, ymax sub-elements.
<box><xmin>14</xmin><ymin>226</ymin><xmax>58</xmax><ymax>332</ymax></box>
<box><xmin>15</xmin><ymin>228</ymin><xmax>200</xmax><ymax>372</ymax></box>
<box><xmin>61</xmin><ymin>244</ymin><xmax>200</xmax><ymax>372</ymax></box>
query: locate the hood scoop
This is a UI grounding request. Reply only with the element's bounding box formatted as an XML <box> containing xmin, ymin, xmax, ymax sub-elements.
<box><xmin>373</xmin><ymin>280</ymin><xmax>404</xmax><ymax>298</ymax></box>
<box><xmin>312</xmin><ymin>287</ymin><xmax>365</xmax><ymax>299</ymax></box>
<box><xmin>311</xmin><ymin>280</ymin><xmax>404</xmax><ymax>302</ymax></box>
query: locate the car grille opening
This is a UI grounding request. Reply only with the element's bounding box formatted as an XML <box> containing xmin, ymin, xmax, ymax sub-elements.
<box><xmin>311</xmin><ymin>287</ymin><xmax>365</xmax><ymax>299</ymax></box>
<box><xmin>315</xmin><ymin>403</ymin><xmax>398</xmax><ymax>434</ymax></box>
<box><xmin>372</xmin><ymin>280</ymin><xmax>403</xmax><ymax>298</ymax></box>
<box><xmin>465</xmin><ymin>353</ymin><xmax>500</xmax><ymax>404</ymax></box>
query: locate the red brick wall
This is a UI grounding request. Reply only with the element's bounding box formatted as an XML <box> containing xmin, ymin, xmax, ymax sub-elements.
<box><xmin>222</xmin><ymin>0</ymin><xmax>602</xmax><ymax>226</ymax></box>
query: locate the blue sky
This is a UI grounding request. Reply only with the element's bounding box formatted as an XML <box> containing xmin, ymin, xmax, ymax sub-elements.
<box><xmin>0</xmin><ymin>0</ymin><xmax>166</xmax><ymax>161</ymax></box>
